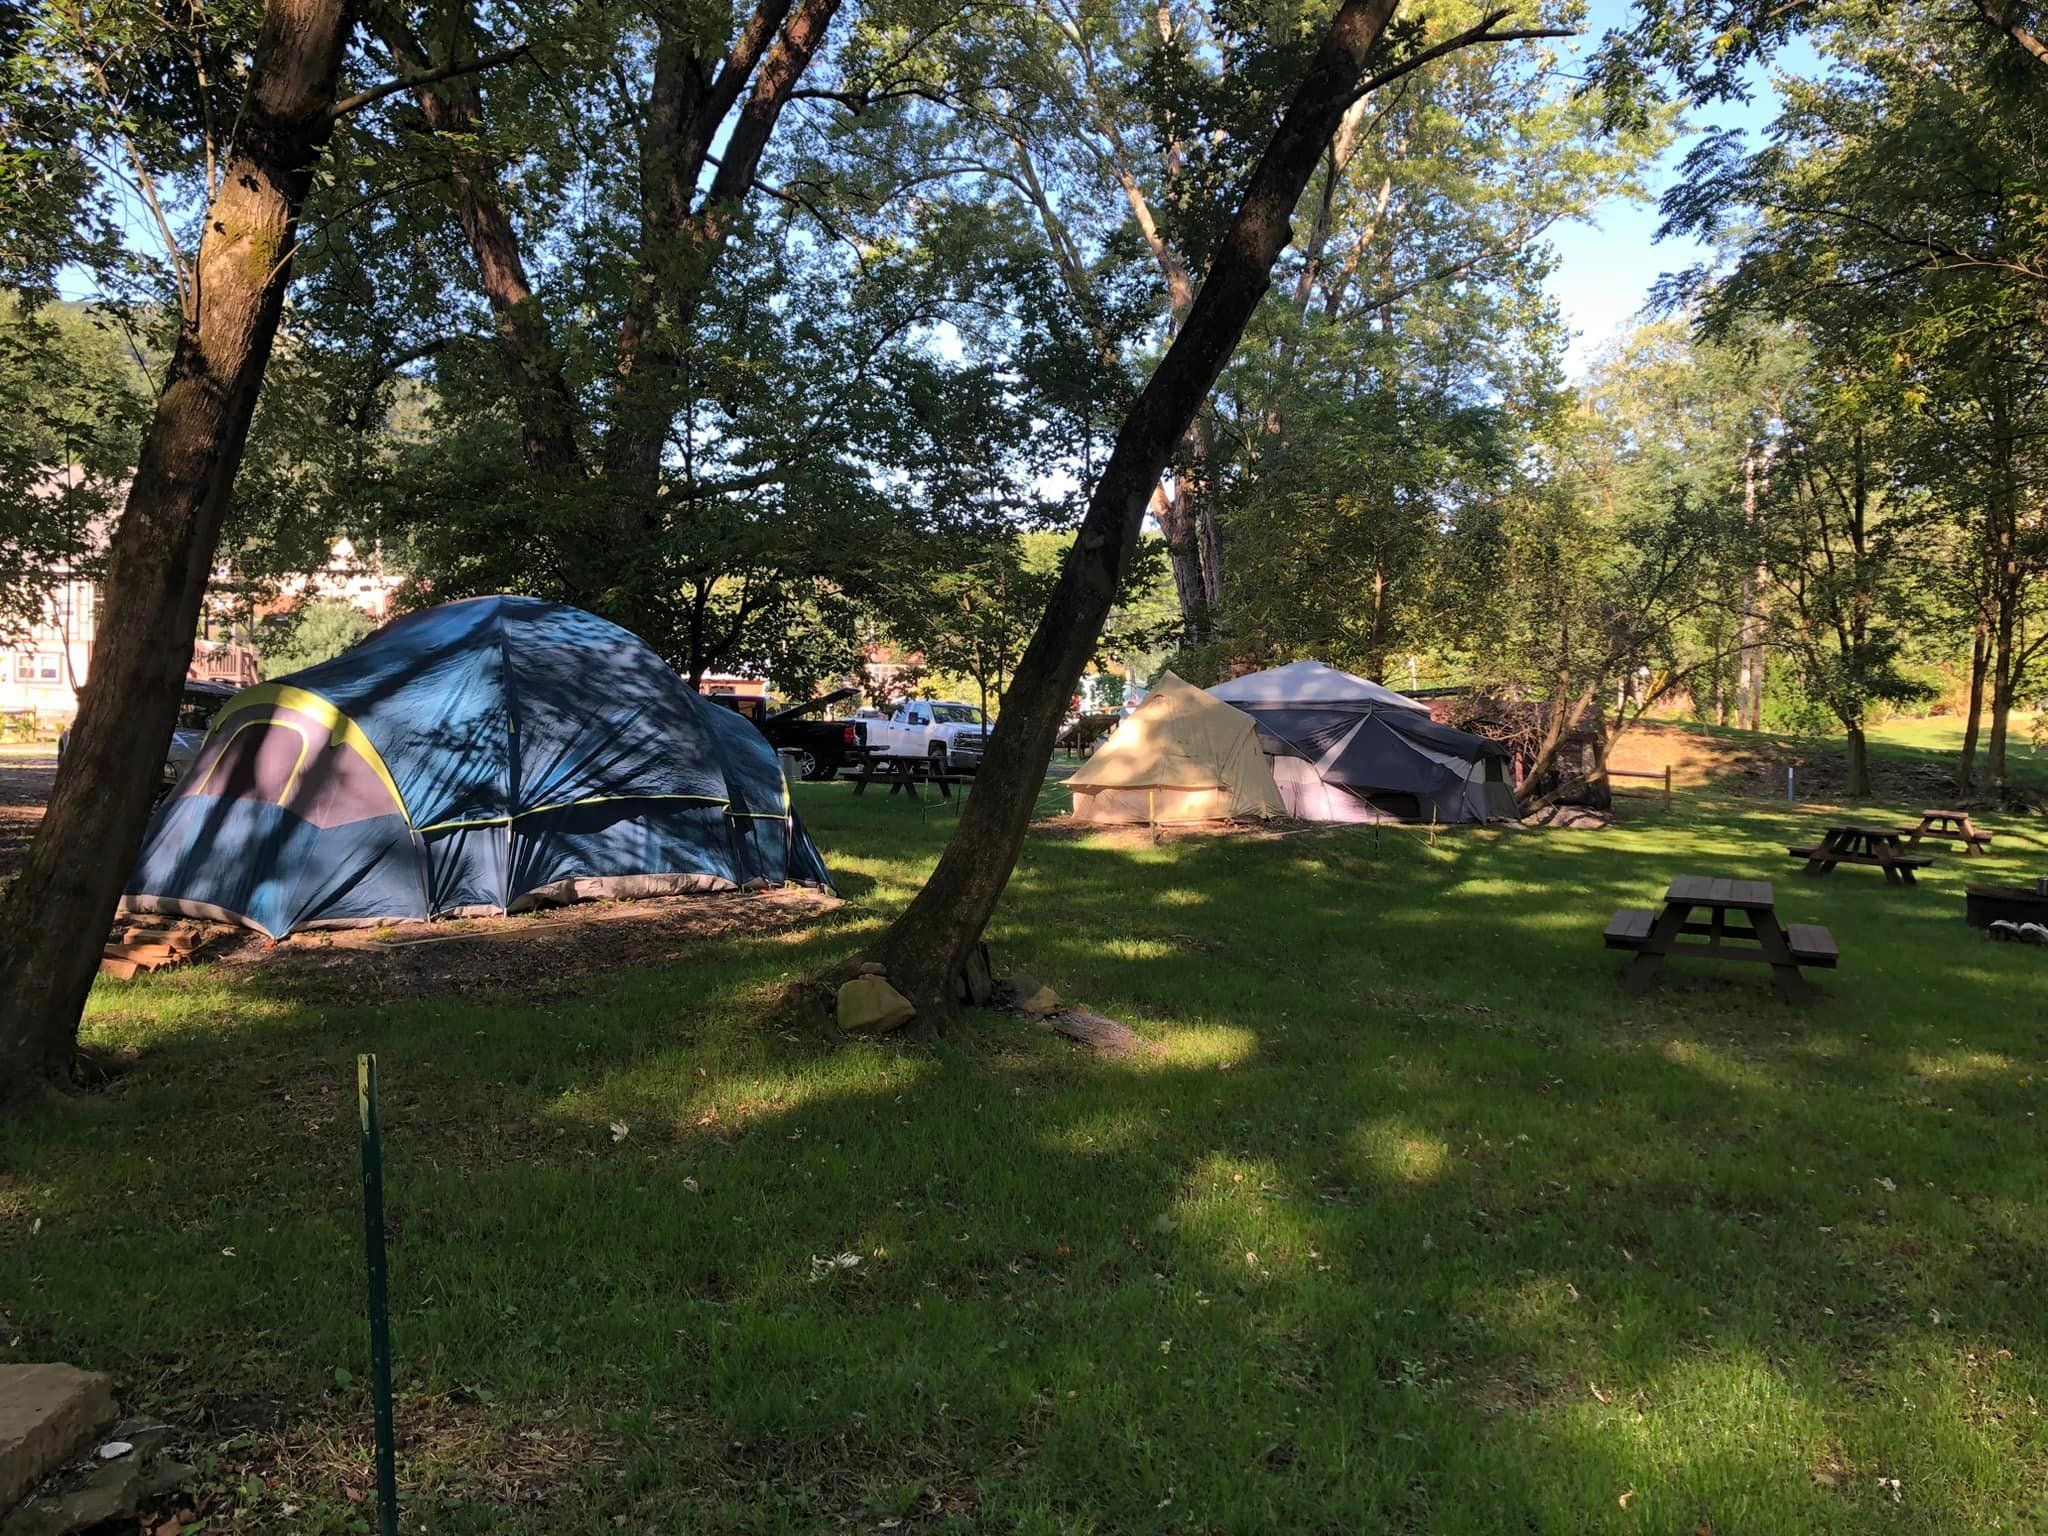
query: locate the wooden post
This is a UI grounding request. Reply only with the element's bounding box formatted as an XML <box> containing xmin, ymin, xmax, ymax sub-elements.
<box><xmin>1664</xmin><ymin>764</ymin><xmax>1672</xmax><ymax>809</ymax></box>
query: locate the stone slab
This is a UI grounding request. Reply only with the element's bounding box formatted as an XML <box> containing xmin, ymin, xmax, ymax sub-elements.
<box><xmin>0</xmin><ymin>1365</ymin><xmax>116</xmax><ymax>1512</ymax></box>
<box><xmin>0</xmin><ymin>1450</ymin><xmax>192</xmax><ymax>1536</ymax></box>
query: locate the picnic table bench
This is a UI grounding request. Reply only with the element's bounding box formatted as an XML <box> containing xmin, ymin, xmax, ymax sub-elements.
<box><xmin>850</xmin><ymin>753</ymin><xmax>969</xmax><ymax>801</ymax></box>
<box><xmin>1604</xmin><ymin>876</ymin><xmax>1835</xmax><ymax>1003</ymax></box>
<box><xmin>1898</xmin><ymin>809</ymin><xmax>1993</xmax><ymax>855</ymax></box>
<box><xmin>1787</xmin><ymin>824</ymin><xmax>1933</xmax><ymax>886</ymax></box>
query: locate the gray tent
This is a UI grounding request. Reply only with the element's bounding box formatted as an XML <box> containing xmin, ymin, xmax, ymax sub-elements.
<box><xmin>1209</xmin><ymin>664</ymin><xmax>1517</xmax><ymax>824</ymax></box>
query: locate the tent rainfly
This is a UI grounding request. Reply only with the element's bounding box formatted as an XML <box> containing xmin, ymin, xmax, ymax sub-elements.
<box><xmin>1067</xmin><ymin>672</ymin><xmax>1284</xmax><ymax>825</ymax></box>
<box><xmin>1208</xmin><ymin>662</ymin><xmax>1516</xmax><ymax>824</ymax></box>
<box><xmin>123</xmin><ymin>595</ymin><xmax>833</xmax><ymax>937</ymax></box>
<box><xmin>1207</xmin><ymin>659</ymin><xmax>1431</xmax><ymax>715</ymax></box>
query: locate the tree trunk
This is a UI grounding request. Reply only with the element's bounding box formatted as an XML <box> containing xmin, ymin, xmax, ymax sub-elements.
<box><xmin>865</xmin><ymin>0</ymin><xmax>1405</xmax><ymax>1017</ymax></box>
<box><xmin>1957</xmin><ymin>603</ymin><xmax>1989</xmax><ymax>794</ymax></box>
<box><xmin>1515</xmin><ymin>686</ymin><xmax>1596</xmax><ymax>807</ymax></box>
<box><xmin>373</xmin><ymin>13</ymin><xmax>586</xmax><ymax>484</ymax></box>
<box><xmin>1987</xmin><ymin>517</ymin><xmax>2020</xmax><ymax>795</ymax></box>
<box><xmin>0</xmin><ymin>0</ymin><xmax>355</xmax><ymax>1108</ymax></box>
<box><xmin>1987</xmin><ymin>610</ymin><xmax>2015</xmax><ymax>795</ymax></box>
<box><xmin>1151</xmin><ymin>481</ymin><xmax>1209</xmax><ymax>644</ymax></box>
<box><xmin>1844</xmin><ymin>720</ymin><xmax>1870</xmax><ymax>798</ymax></box>
<box><xmin>1190</xmin><ymin>419</ymin><xmax>1225</xmax><ymax>612</ymax></box>
<box><xmin>601</xmin><ymin>0</ymin><xmax>842</xmax><ymax>507</ymax></box>
<box><xmin>1736</xmin><ymin>444</ymin><xmax>1765</xmax><ymax>732</ymax></box>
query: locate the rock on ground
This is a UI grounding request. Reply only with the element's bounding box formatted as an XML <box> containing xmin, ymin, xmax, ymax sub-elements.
<box><xmin>999</xmin><ymin>973</ymin><xmax>1061</xmax><ymax>1016</ymax></box>
<box><xmin>836</xmin><ymin>975</ymin><xmax>917</xmax><ymax>1034</ymax></box>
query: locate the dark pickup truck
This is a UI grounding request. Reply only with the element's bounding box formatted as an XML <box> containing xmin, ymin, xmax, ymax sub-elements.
<box><xmin>709</xmin><ymin>686</ymin><xmax>869</xmax><ymax>781</ymax></box>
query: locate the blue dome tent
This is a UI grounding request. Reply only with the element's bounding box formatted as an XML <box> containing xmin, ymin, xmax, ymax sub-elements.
<box><xmin>123</xmin><ymin>596</ymin><xmax>832</xmax><ymax>937</ymax></box>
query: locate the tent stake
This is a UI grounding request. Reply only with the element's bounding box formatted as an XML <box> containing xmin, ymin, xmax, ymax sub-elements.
<box><xmin>357</xmin><ymin>1054</ymin><xmax>399</xmax><ymax>1536</ymax></box>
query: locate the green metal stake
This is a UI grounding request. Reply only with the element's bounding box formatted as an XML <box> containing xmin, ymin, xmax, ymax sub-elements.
<box><xmin>357</xmin><ymin>1054</ymin><xmax>399</xmax><ymax>1536</ymax></box>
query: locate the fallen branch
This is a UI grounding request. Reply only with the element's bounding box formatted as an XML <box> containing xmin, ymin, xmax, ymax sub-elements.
<box><xmin>1044</xmin><ymin>1008</ymin><xmax>1159</xmax><ymax>1058</ymax></box>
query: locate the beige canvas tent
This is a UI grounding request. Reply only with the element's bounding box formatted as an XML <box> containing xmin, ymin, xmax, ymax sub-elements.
<box><xmin>1068</xmin><ymin>673</ymin><xmax>1284</xmax><ymax>825</ymax></box>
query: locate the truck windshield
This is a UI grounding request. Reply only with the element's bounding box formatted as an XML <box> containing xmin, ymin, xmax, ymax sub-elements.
<box><xmin>931</xmin><ymin>704</ymin><xmax>986</xmax><ymax>726</ymax></box>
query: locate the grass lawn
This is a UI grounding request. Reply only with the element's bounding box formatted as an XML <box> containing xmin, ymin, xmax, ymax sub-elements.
<box><xmin>4</xmin><ymin>742</ymin><xmax>2048</xmax><ymax>1533</ymax></box>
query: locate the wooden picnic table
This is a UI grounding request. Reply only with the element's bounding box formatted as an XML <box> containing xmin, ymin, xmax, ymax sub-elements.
<box><xmin>1787</xmin><ymin>824</ymin><xmax>1933</xmax><ymax>886</ymax></box>
<box><xmin>1604</xmin><ymin>876</ymin><xmax>1836</xmax><ymax>1003</ymax></box>
<box><xmin>1898</xmin><ymin>808</ymin><xmax>1993</xmax><ymax>855</ymax></box>
<box><xmin>849</xmin><ymin>753</ymin><xmax>968</xmax><ymax>801</ymax></box>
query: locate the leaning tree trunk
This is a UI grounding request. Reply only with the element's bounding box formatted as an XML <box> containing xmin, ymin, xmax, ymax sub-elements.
<box><xmin>0</xmin><ymin>0</ymin><xmax>355</xmax><ymax>1108</ymax></box>
<box><xmin>865</xmin><ymin>0</ymin><xmax>1405</xmax><ymax>1018</ymax></box>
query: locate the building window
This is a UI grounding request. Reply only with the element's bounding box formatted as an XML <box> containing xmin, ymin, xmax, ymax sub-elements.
<box><xmin>15</xmin><ymin>654</ymin><xmax>61</xmax><ymax>683</ymax></box>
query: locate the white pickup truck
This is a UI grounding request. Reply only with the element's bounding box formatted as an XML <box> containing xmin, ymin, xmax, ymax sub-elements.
<box><xmin>858</xmin><ymin>699</ymin><xmax>991</xmax><ymax>773</ymax></box>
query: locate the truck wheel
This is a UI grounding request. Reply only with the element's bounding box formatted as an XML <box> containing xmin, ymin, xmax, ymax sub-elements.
<box><xmin>786</xmin><ymin>748</ymin><xmax>818</xmax><ymax>782</ymax></box>
<box><xmin>928</xmin><ymin>743</ymin><xmax>948</xmax><ymax>775</ymax></box>
<box><xmin>808</xmin><ymin>763</ymin><xmax>836</xmax><ymax>783</ymax></box>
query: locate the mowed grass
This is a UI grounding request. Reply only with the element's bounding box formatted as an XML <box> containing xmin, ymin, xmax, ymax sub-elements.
<box><xmin>4</xmin><ymin>748</ymin><xmax>2048</xmax><ymax>1534</ymax></box>
<box><xmin>1866</xmin><ymin>711</ymin><xmax>2047</xmax><ymax>775</ymax></box>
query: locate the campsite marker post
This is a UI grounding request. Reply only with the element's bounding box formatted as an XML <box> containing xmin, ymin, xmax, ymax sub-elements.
<box><xmin>357</xmin><ymin>1054</ymin><xmax>399</xmax><ymax>1536</ymax></box>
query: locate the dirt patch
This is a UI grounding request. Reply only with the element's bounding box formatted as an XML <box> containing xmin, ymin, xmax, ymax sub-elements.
<box><xmin>215</xmin><ymin>886</ymin><xmax>843</xmax><ymax>1003</ymax></box>
<box><xmin>0</xmin><ymin>754</ymin><xmax>55</xmax><ymax>881</ymax></box>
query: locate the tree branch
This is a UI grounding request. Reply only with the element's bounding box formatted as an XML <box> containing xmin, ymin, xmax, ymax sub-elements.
<box><xmin>1349</xmin><ymin>15</ymin><xmax>1575</xmax><ymax>104</ymax></box>
<box><xmin>1975</xmin><ymin>0</ymin><xmax>2048</xmax><ymax>69</ymax></box>
<box><xmin>329</xmin><ymin>42</ymin><xmax>530</xmax><ymax>120</ymax></box>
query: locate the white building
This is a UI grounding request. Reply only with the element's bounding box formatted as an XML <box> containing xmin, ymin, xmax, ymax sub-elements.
<box><xmin>2</xmin><ymin>573</ymin><xmax>98</xmax><ymax>723</ymax></box>
<box><xmin>3</xmin><ymin>472</ymin><xmax>401</xmax><ymax>725</ymax></box>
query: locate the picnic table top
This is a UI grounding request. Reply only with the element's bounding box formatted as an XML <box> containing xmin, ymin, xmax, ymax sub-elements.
<box><xmin>1665</xmin><ymin>875</ymin><xmax>1775</xmax><ymax>910</ymax></box>
<box><xmin>1824</xmin><ymin>823</ymin><xmax>1909</xmax><ymax>839</ymax></box>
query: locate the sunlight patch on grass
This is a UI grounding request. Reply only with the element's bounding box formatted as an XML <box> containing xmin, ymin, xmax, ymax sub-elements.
<box><xmin>1348</xmin><ymin>1117</ymin><xmax>1453</xmax><ymax>1187</ymax></box>
<box><xmin>1098</xmin><ymin>937</ymin><xmax>1182</xmax><ymax>962</ymax></box>
<box><xmin>1153</xmin><ymin>886</ymin><xmax>1210</xmax><ymax>908</ymax></box>
<box><xmin>1170</xmin><ymin>1152</ymin><xmax>1322</xmax><ymax>1281</ymax></box>
<box><xmin>1153</xmin><ymin>1022</ymin><xmax>1259</xmax><ymax>1069</ymax></box>
<box><xmin>1661</xmin><ymin>1036</ymin><xmax>1779</xmax><ymax>1093</ymax></box>
<box><xmin>545</xmin><ymin>1045</ymin><xmax>934</xmax><ymax>1146</ymax></box>
<box><xmin>1908</xmin><ymin>1047</ymin><xmax>2020</xmax><ymax>1082</ymax></box>
<box><xmin>1043</xmin><ymin>1108</ymin><xmax>1162</xmax><ymax>1159</ymax></box>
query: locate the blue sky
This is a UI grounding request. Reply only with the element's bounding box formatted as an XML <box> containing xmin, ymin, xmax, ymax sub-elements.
<box><xmin>1542</xmin><ymin>0</ymin><xmax>1810</xmax><ymax>375</ymax></box>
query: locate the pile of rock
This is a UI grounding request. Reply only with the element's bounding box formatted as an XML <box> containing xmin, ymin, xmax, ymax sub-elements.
<box><xmin>1</xmin><ymin>1365</ymin><xmax>192</xmax><ymax>1536</ymax></box>
<box><xmin>830</xmin><ymin>945</ymin><xmax>1052</xmax><ymax>1037</ymax></box>
<box><xmin>830</xmin><ymin>957</ymin><xmax>1155</xmax><ymax>1058</ymax></box>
